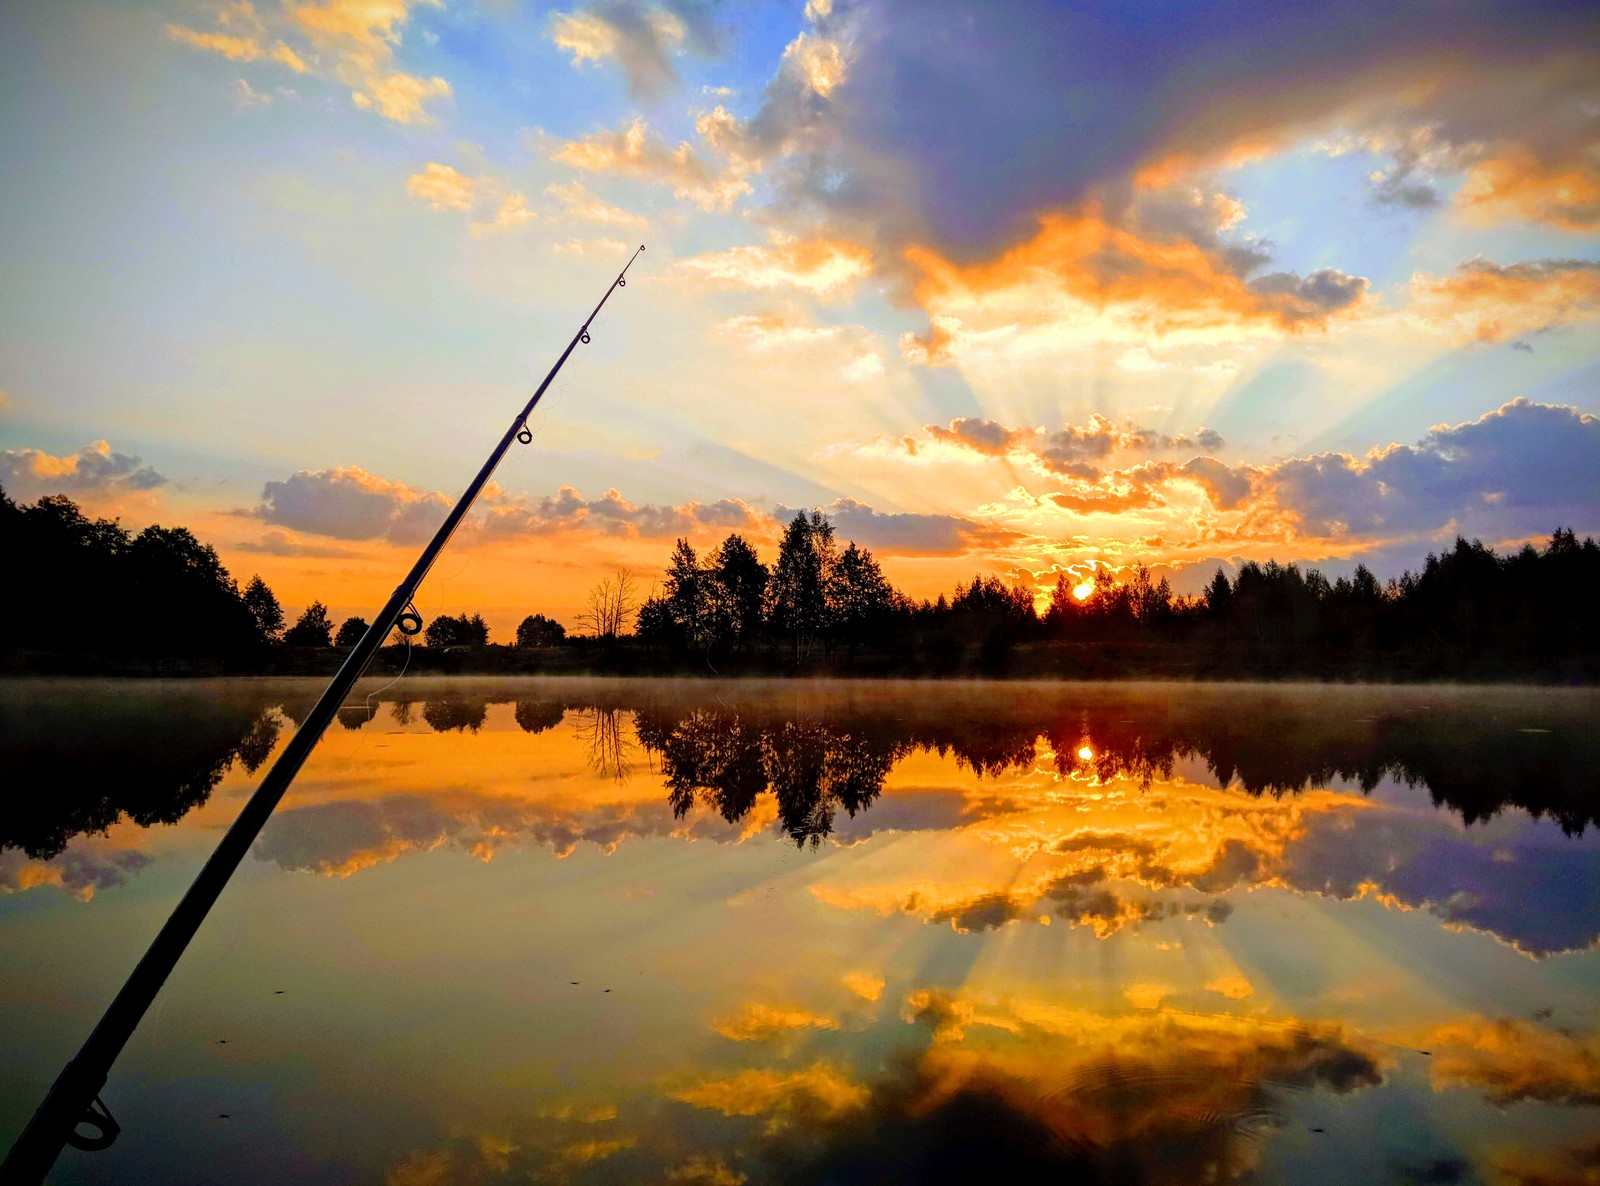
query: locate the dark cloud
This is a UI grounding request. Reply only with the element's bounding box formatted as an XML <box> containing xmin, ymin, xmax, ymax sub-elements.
<box><xmin>1180</xmin><ymin>456</ymin><xmax>1252</xmax><ymax>508</ymax></box>
<box><xmin>911</xmin><ymin>415</ymin><xmax>1227</xmax><ymax>474</ymax></box>
<box><xmin>1284</xmin><ymin>808</ymin><xmax>1600</xmax><ymax>957</ymax></box>
<box><xmin>0</xmin><ymin>844</ymin><xmax>151</xmax><ymax>899</ymax></box>
<box><xmin>742</xmin><ymin>1016</ymin><xmax>1383</xmax><ymax>1185</ymax></box>
<box><xmin>234</xmin><ymin>529</ymin><xmax>358</xmax><ymax>558</ymax></box>
<box><xmin>768</xmin><ymin>0</ymin><xmax>1599</xmax><ymax>259</ymax></box>
<box><xmin>484</xmin><ymin>485</ymin><xmax>765</xmax><ymax>540</ymax></box>
<box><xmin>1267</xmin><ymin>398</ymin><xmax>1600</xmax><ymax>537</ymax></box>
<box><xmin>0</xmin><ymin>440</ymin><xmax>166</xmax><ymax>503</ymax></box>
<box><xmin>777</xmin><ymin>497</ymin><xmax>1021</xmax><ymax>557</ymax></box>
<box><xmin>926</xmin><ymin>417</ymin><xmax>1027</xmax><ymax>455</ymax></box>
<box><xmin>250</xmin><ymin>466</ymin><xmax>450</xmax><ymax>544</ymax></box>
<box><xmin>550</xmin><ymin>0</ymin><xmax>721</xmax><ymax>100</ymax></box>
<box><xmin>1247</xmin><ymin>268</ymin><xmax>1369</xmax><ymax>322</ymax></box>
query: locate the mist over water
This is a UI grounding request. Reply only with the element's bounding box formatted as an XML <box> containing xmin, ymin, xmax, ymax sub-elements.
<box><xmin>3</xmin><ymin>678</ymin><xmax>1597</xmax><ymax>1184</ymax></box>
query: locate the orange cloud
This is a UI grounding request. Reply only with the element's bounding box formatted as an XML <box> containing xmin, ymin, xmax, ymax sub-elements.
<box><xmin>900</xmin><ymin>208</ymin><xmax>1368</xmax><ymax>364</ymax></box>
<box><xmin>1206</xmin><ymin>974</ymin><xmax>1255</xmax><ymax>1000</ymax></box>
<box><xmin>1425</xmin><ymin>1017</ymin><xmax>1600</xmax><ymax>1106</ymax></box>
<box><xmin>166</xmin><ymin>25</ymin><xmax>263</xmax><ymax>61</ymax></box>
<box><xmin>167</xmin><ymin>0</ymin><xmax>441</xmax><ymax>120</ymax></box>
<box><xmin>544</xmin><ymin>181</ymin><xmax>648</xmax><ymax>228</ymax></box>
<box><xmin>842</xmin><ymin>972</ymin><xmax>884</xmax><ymax>1002</ymax></box>
<box><xmin>547</xmin><ymin>118</ymin><xmax>752</xmax><ymax>210</ymax></box>
<box><xmin>671</xmin><ymin>1063</ymin><xmax>869</xmax><ymax>1121</ymax></box>
<box><xmin>1409</xmin><ymin>257</ymin><xmax>1600</xmax><ymax>342</ymax></box>
<box><xmin>711</xmin><ymin>1002</ymin><xmax>840</xmax><ymax>1042</ymax></box>
<box><xmin>406</xmin><ymin>162</ymin><xmax>475</xmax><ymax>211</ymax></box>
<box><xmin>1457</xmin><ymin>149</ymin><xmax>1600</xmax><ymax>232</ymax></box>
<box><xmin>290</xmin><ymin>0</ymin><xmax>450</xmax><ymax>124</ymax></box>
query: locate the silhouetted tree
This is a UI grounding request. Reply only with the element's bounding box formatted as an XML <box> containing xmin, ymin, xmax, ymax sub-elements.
<box><xmin>243</xmin><ymin>576</ymin><xmax>285</xmax><ymax>643</ymax></box>
<box><xmin>424</xmin><ymin>612</ymin><xmax>489</xmax><ymax>648</ymax></box>
<box><xmin>515</xmin><ymin>613</ymin><xmax>567</xmax><ymax>647</ymax></box>
<box><xmin>829</xmin><ymin>542</ymin><xmax>893</xmax><ymax>660</ymax></box>
<box><xmin>664</xmin><ymin>540</ymin><xmax>710</xmax><ymax>651</ymax></box>
<box><xmin>767</xmin><ymin>511</ymin><xmax>834</xmax><ymax>660</ymax></box>
<box><xmin>283</xmin><ymin>601</ymin><xmax>334</xmax><ymax>647</ymax></box>
<box><xmin>334</xmin><ymin>616</ymin><xmax>369</xmax><ymax>648</ymax></box>
<box><xmin>709</xmin><ymin>533</ymin><xmax>768</xmax><ymax>653</ymax></box>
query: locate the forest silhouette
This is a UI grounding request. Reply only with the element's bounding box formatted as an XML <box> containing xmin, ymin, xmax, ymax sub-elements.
<box><xmin>4</xmin><ymin>486</ymin><xmax>1597</xmax><ymax>680</ymax></box>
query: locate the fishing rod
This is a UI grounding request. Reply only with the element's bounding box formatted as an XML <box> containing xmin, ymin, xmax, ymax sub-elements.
<box><xmin>0</xmin><ymin>245</ymin><xmax>646</xmax><ymax>1185</ymax></box>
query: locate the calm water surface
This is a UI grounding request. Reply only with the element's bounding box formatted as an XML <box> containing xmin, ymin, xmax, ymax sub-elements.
<box><xmin>2</xmin><ymin>678</ymin><xmax>1598</xmax><ymax>1184</ymax></box>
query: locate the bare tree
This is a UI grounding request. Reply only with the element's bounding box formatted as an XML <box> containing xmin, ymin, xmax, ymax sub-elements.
<box><xmin>579</xmin><ymin>568</ymin><xmax>637</xmax><ymax>642</ymax></box>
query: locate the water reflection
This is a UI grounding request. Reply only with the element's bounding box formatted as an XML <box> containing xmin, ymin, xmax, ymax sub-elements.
<box><xmin>0</xmin><ymin>684</ymin><xmax>284</xmax><ymax>860</ymax></box>
<box><xmin>3</xmin><ymin>680</ymin><xmax>1598</xmax><ymax>1184</ymax></box>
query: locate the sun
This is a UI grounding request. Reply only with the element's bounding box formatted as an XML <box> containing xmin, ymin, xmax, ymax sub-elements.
<box><xmin>1076</xmin><ymin>745</ymin><xmax>1095</xmax><ymax>761</ymax></box>
<box><xmin>1072</xmin><ymin>582</ymin><xmax>1094</xmax><ymax>601</ymax></box>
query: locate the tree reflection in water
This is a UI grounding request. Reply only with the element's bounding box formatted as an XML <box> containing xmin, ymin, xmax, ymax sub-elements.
<box><xmin>574</xmin><ymin>706</ymin><xmax>634</xmax><ymax>781</ymax></box>
<box><xmin>0</xmin><ymin>688</ymin><xmax>285</xmax><ymax>859</ymax></box>
<box><xmin>6</xmin><ymin>682</ymin><xmax>1597</xmax><ymax>860</ymax></box>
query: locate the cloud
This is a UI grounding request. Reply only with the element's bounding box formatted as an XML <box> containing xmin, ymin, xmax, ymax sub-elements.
<box><xmin>837</xmin><ymin>398</ymin><xmax>1596</xmax><ymax>566</ymax></box>
<box><xmin>654</xmin><ymin>0</ymin><xmax>1595</xmax><ymax>361</ymax></box>
<box><xmin>167</xmin><ymin>0</ymin><xmax>443</xmax><ymax>122</ymax></box>
<box><xmin>671</xmin><ymin>1063</ymin><xmax>869</xmax><ymax>1122</ymax></box>
<box><xmin>167</xmin><ymin>24</ymin><xmax>263</xmax><ymax>62</ymax></box>
<box><xmin>548</xmin><ymin>1</ymin><xmax>719</xmax><ymax>100</ymax></box>
<box><xmin>716</xmin><ymin>1001</ymin><xmax>1385</xmax><ymax>1183</ymax></box>
<box><xmin>812</xmin><ymin>875</ymin><xmax>1236</xmax><ymax>941</ymax></box>
<box><xmin>713</xmin><ymin>313</ymin><xmax>884</xmax><ymax>382</ymax></box>
<box><xmin>899</xmin><ymin>211</ymin><xmax>1370</xmax><ymax>364</ymax></box>
<box><xmin>0</xmin><ymin>844</ymin><xmax>151</xmax><ymax>902</ymax></box>
<box><xmin>406</xmin><ymin>161</ymin><xmax>475</xmax><ymax>211</ymax></box>
<box><xmin>1264</xmin><ymin>398</ymin><xmax>1599</xmax><ymax>538</ymax></box>
<box><xmin>240</xmin><ymin>460</ymin><xmax>1016</xmax><ymax>563</ymax></box>
<box><xmin>774</xmin><ymin>497</ymin><xmax>1021</xmax><ymax>557</ymax></box>
<box><xmin>0</xmin><ymin>440</ymin><xmax>167</xmax><ymax>503</ymax></box>
<box><xmin>483</xmin><ymin>485</ymin><xmax>766</xmax><ymax>540</ymax></box>
<box><xmin>1206</xmin><ymin>974</ymin><xmax>1254</xmax><ymax>1000</ymax></box>
<box><xmin>234</xmin><ymin>529</ymin><xmax>358</xmax><ymax>559</ymax></box>
<box><xmin>289</xmin><ymin>0</ymin><xmax>449</xmax><ymax>123</ymax></box>
<box><xmin>680</xmin><ymin>232</ymin><xmax>873</xmax><ymax>300</ymax></box>
<box><xmin>546</xmin><ymin>117</ymin><xmax>752</xmax><ymax>210</ymax></box>
<box><xmin>248</xmin><ymin>465</ymin><xmax>451</xmax><ymax>544</ymax></box>
<box><xmin>1410</xmin><ymin>257</ymin><xmax>1600</xmax><ymax>342</ymax></box>
<box><xmin>281</xmin><ymin>0</ymin><xmax>451</xmax><ymax>124</ymax></box>
<box><xmin>1457</xmin><ymin>148</ymin><xmax>1600</xmax><ymax>231</ymax></box>
<box><xmin>842</xmin><ymin>972</ymin><xmax>884</xmax><ymax>1002</ymax></box>
<box><xmin>545</xmin><ymin>181</ymin><xmax>647</xmax><ymax>227</ymax></box>
<box><xmin>1426</xmin><ymin>1017</ymin><xmax>1600</xmax><ymax>1106</ymax></box>
<box><xmin>712</xmin><ymin>1002</ymin><xmax>840</xmax><ymax>1042</ymax></box>
<box><xmin>890</xmin><ymin>414</ymin><xmax>1226</xmax><ymax>474</ymax></box>
<box><xmin>406</xmin><ymin>162</ymin><xmax>537</xmax><ymax>234</ymax></box>
<box><xmin>233</xmin><ymin>78</ymin><xmax>273</xmax><ymax>107</ymax></box>
<box><xmin>753</xmin><ymin>0</ymin><xmax>1599</xmax><ymax>254</ymax></box>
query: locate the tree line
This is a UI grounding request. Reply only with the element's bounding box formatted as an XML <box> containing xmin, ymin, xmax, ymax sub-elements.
<box><xmin>617</xmin><ymin>514</ymin><xmax>1600</xmax><ymax>680</ymax></box>
<box><xmin>4</xmin><ymin>486</ymin><xmax>1596</xmax><ymax>679</ymax></box>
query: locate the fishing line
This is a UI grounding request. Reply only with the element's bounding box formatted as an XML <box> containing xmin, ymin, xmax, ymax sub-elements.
<box><xmin>364</xmin><ymin>633</ymin><xmax>412</xmax><ymax>718</ymax></box>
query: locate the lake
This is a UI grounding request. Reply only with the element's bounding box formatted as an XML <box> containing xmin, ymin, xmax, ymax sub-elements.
<box><xmin>2</xmin><ymin>678</ymin><xmax>1598</xmax><ymax>1184</ymax></box>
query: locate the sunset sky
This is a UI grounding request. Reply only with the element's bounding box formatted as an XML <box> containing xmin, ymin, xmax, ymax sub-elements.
<box><xmin>2</xmin><ymin>0</ymin><xmax>1598</xmax><ymax>633</ymax></box>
